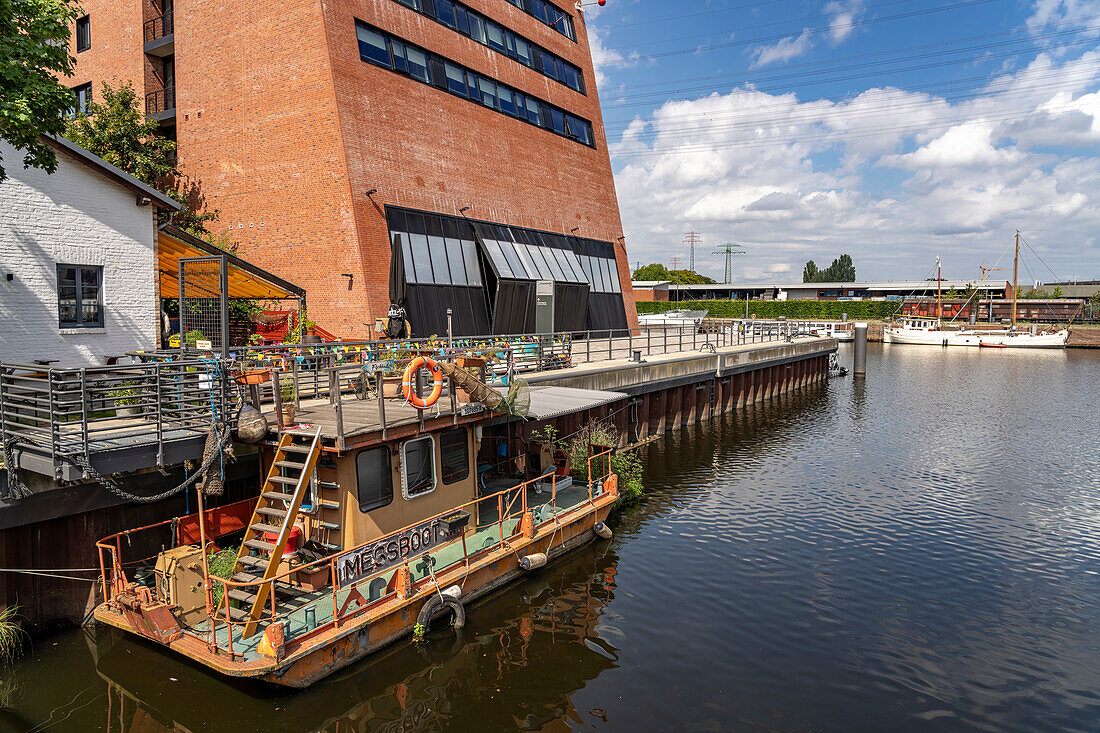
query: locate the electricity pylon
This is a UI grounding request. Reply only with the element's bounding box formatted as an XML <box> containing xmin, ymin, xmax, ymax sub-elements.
<box><xmin>683</xmin><ymin>230</ymin><xmax>702</xmax><ymax>272</ymax></box>
<box><xmin>712</xmin><ymin>243</ymin><xmax>745</xmax><ymax>284</ymax></box>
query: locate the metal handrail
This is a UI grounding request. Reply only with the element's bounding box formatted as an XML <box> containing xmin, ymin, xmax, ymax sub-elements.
<box><xmin>143</xmin><ymin>10</ymin><xmax>173</xmax><ymax>43</ymax></box>
<box><xmin>145</xmin><ymin>86</ymin><xmax>175</xmax><ymax>115</ymax></box>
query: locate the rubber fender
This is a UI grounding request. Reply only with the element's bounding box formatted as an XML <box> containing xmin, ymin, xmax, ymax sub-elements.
<box><xmin>442</xmin><ymin>585</ymin><xmax>462</xmax><ymax>599</ymax></box>
<box><xmin>416</xmin><ymin>593</ymin><xmax>466</xmax><ymax>631</ymax></box>
<box><xmin>520</xmin><ymin>553</ymin><xmax>547</xmax><ymax>570</ymax></box>
<box><xmin>594</xmin><ymin>521</ymin><xmax>613</xmax><ymax>539</ymax></box>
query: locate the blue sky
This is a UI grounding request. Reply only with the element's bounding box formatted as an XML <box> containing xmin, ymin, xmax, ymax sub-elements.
<box><xmin>583</xmin><ymin>0</ymin><xmax>1100</xmax><ymax>284</ymax></box>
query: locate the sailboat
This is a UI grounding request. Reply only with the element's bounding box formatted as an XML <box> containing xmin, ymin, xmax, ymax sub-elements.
<box><xmin>884</xmin><ymin>257</ymin><xmax>984</xmax><ymax>346</ymax></box>
<box><xmin>976</xmin><ymin>233</ymin><xmax>1069</xmax><ymax>349</ymax></box>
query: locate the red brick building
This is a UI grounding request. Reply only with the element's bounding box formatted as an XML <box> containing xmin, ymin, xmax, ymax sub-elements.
<box><xmin>66</xmin><ymin>0</ymin><xmax>637</xmax><ymax>337</ymax></box>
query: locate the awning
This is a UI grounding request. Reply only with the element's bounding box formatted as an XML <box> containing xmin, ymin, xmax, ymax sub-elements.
<box><xmin>525</xmin><ymin>386</ymin><xmax>627</xmax><ymax>420</ymax></box>
<box><xmin>157</xmin><ymin>225</ymin><xmax>305</xmax><ymax>300</ymax></box>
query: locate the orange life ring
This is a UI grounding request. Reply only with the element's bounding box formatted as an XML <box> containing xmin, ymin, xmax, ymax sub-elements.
<box><xmin>402</xmin><ymin>356</ymin><xmax>443</xmax><ymax>409</ymax></box>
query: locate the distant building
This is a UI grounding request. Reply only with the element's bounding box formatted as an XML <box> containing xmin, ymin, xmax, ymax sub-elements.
<box><xmin>0</xmin><ymin>136</ymin><xmax>179</xmax><ymax>366</ymax></box>
<box><xmin>631</xmin><ymin>280</ymin><xmax>1013</xmax><ymax>302</ymax></box>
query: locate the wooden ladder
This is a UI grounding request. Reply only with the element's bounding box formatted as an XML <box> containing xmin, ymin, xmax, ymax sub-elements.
<box><xmin>227</xmin><ymin>427</ymin><xmax>322</xmax><ymax>639</ymax></box>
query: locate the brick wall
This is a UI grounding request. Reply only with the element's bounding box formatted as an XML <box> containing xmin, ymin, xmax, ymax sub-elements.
<box><xmin>67</xmin><ymin>0</ymin><xmax>639</xmax><ymax>339</ymax></box>
<box><xmin>0</xmin><ymin>142</ymin><xmax>159</xmax><ymax>366</ymax></box>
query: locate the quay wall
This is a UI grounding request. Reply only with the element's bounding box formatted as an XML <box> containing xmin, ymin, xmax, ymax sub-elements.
<box><xmin>0</xmin><ymin>339</ymin><xmax>835</xmax><ymax>634</ymax></box>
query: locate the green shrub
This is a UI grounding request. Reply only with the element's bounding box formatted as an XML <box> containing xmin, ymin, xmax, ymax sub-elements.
<box><xmin>184</xmin><ymin>330</ymin><xmax>205</xmax><ymax>347</ymax></box>
<box><xmin>0</xmin><ymin>606</ymin><xmax>26</xmax><ymax>661</ymax></box>
<box><xmin>636</xmin><ymin>299</ymin><xmax>902</xmax><ymax>320</ymax></box>
<box><xmin>207</xmin><ymin>548</ymin><xmax>237</xmax><ymax>609</ymax></box>
<box><xmin>533</xmin><ymin>422</ymin><xmax>644</xmax><ymax>504</ymax></box>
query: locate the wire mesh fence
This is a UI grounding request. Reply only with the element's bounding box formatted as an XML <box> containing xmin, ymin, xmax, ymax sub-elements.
<box><xmin>179</xmin><ymin>256</ymin><xmax>227</xmax><ymax>354</ymax></box>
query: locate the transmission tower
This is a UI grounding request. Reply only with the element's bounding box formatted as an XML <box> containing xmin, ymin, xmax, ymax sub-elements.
<box><xmin>712</xmin><ymin>242</ymin><xmax>745</xmax><ymax>284</ymax></box>
<box><xmin>683</xmin><ymin>230</ymin><xmax>702</xmax><ymax>272</ymax></box>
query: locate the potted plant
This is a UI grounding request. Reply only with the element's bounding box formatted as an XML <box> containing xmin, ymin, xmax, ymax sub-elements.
<box><xmin>438</xmin><ymin>509</ymin><xmax>470</xmax><ymax>537</ymax></box>
<box><xmin>280</xmin><ymin>380</ymin><xmax>297</xmax><ymax>425</ymax></box>
<box><xmin>110</xmin><ymin>380</ymin><xmax>142</xmax><ymax>416</ymax></box>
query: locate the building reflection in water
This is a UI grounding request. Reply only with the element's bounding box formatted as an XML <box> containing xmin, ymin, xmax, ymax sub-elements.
<box><xmin>88</xmin><ymin>541</ymin><xmax>619</xmax><ymax>733</ymax></box>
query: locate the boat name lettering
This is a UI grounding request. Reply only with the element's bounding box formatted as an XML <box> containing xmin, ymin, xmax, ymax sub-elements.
<box><xmin>335</xmin><ymin>518</ymin><xmax>455</xmax><ymax>586</ymax></box>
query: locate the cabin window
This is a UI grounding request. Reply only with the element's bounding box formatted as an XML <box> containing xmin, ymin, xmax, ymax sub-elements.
<box><xmin>440</xmin><ymin>428</ymin><xmax>469</xmax><ymax>485</ymax></box>
<box><xmin>402</xmin><ymin>436</ymin><xmax>436</xmax><ymax>498</ymax></box>
<box><xmin>356</xmin><ymin>446</ymin><xmax>393</xmax><ymax>512</ymax></box>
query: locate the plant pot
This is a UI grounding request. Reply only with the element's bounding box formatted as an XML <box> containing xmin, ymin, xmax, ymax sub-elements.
<box><xmin>438</xmin><ymin>509</ymin><xmax>471</xmax><ymax>537</ymax></box>
<box><xmin>456</xmin><ymin>356</ymin><xmax>486</xmax><ymax>369</ymax></box>
<box><xmin>381</xmin><ymin>376</ymin><xmax>402</xmax><ymax>397</ymax></box>
<box><xmin>235</xmin><ymin>369</ymin><xmax>271</xmax><ymax>385</ymax></box>
<box><xmin>281</xmin><ymin>406</ymin><xmax>297</xmax><ymax>426</ymax></box>
<box><xmin>116</xmin><ymin>406</ymin><xmax>140</xmax><ymax>417</ymax></box>
<box><xmin>296</xmin><ymin>563</ymin><xmax>330</xmax><ymax>592</ymax></box>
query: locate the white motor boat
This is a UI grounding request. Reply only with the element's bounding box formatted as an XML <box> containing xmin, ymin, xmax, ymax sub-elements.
<box><xmin>884</xmin><ymin>317</ymin><xmax>983</xmax><ymax>347</ymax></box>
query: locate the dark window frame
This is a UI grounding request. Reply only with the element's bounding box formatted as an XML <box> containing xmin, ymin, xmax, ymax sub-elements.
<box><xmin>76</xmin><ymin>15</ymin><xmax>90</xmax><ymax>52</ymax></box>
<box><xmin>356</xmin><ymin>446</ymin><xmax>394</xmax><ymax>512</ymax></box>
<box><xmin>70</xmin><ymin>82</ymin><xmax>92</xmax><ymax>117</ymax></box>
<box><xmin>354</xmin><ymin>20</ymin><xmax>595</xmax><ymax>149</ymax></box>
<box><xmin>402</xmin><ymin>435</ymin><xmax>437</xmax><ymax>499</ymax></box>
<box><xmin>440</xmin><ymin>428</ymin><xmax>470</xmax><ymax>485</ymax></box>
<box><xmin>56</xmin><ymin>264</ymin><xmax>104</xmax><ymax>328</ymax></box>
<box><xmin>388</xmin><ymin>0</ymin><xmax>584</xmax><ymax>94</ymax></box>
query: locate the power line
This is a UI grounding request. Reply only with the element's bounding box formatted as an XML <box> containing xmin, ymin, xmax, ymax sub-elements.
<box><xmin>596</xmin><ymin>0</ymin><xmax>1004</xmax><ymax>67</ymax></box>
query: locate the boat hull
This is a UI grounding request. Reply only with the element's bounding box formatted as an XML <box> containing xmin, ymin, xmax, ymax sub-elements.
<box><xmin>884</xmin><ymin>329</ymin><xmax>982</xmax><ymax>347</ymax></box>
<box><xmin>977</xmin><ymin>330</ymin><xmax>1068</xmax><ymax>349</ymax></box>
<box><xmin>93</xmin><ymin>499</ymin><xmax>613</xmax><ymax>688</ymax></box>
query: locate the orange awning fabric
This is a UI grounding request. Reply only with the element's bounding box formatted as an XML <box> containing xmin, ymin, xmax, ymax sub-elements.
<box><xmin>157</xmin><ymin>226</ymin><xmax>305</xmax><ymax>301</ymax></box>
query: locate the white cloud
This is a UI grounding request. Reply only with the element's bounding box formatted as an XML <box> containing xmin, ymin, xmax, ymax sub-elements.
<box><xmin>610</xmin><ymin>51</ymin><xmax>1100</xmax><ymax>282</ymax></box>
<box><xmin>825</xmin><ymin>0</ymin><xmax>864</xmax><ymax>43</ymax></box>
<box><xmin>750</xmin><ymin>29</ymin><xmax>814</xmax><ymax>68</ymax></box>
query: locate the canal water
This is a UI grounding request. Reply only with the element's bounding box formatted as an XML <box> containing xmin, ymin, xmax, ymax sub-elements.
<box><xmin>4</xmin><ymin>343</ymin><xmax>1100</xmax><ymax>732</ymax></box>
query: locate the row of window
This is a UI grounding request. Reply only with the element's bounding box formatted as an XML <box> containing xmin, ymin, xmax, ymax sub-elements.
<box><xmin>394</xmin><ymin>0</ymin><xmax>584</xmax><ymax>94</ymax></box>
<box><xmin>503</xmin><ymin>0</ymin><xmax>576</xmax><ymax>41</ymax></box>
<box><xmin>57</xmin><ymin>264</ymin><xmax>103</xmax><ymax>328</ymax></box>
<box><xmin>356</xmin><ymin>429</ymin><xmax>469</xmax><ymax>512</ymax></box>
<box><xmin>355</xmin><ymin>21</ymin><xmax>594</xmax><ymax>148</ymax></box>
<box><xmin>397</xmin><ymin>232</ymin><xmax>485</xmax><ymax>287</ymax></box>
<box><xmin>482</xmin><ymin>238</ymin><xmax>586</xmax><ymax>285</ymax></box>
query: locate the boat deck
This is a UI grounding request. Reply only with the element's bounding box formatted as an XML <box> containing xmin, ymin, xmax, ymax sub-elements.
<box><xmin>190</xmin><ymin>481</ymin><xmax>599</xmax><ymax>662</ymax></box>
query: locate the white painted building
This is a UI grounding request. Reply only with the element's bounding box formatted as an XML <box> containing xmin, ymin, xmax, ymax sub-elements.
<box><xmin>0</xmin><ymin>136</ymin><xmax>180</xmax><ymax>366</ymax></box>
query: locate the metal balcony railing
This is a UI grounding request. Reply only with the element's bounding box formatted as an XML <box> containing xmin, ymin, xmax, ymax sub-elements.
<box><xmin>145</xmin><ymin>86</ymin><xmax>175</xmax><ymax>115</ymax></box>
<box><xmin>143</xmin><ymin>11</ymin><xmax>173</xmax><ymax>43</ymax></box>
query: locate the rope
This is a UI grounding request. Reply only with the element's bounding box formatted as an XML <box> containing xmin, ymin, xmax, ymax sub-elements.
<box><xmin>0</xmin><ymin>568</ymin><xmax>98</xmax><ymax>582</ymax></box>
<box><xmin>69</xmin><ymin>357</ymin><xmax>243</xmax><ymax>505</ymax></box>
<box><xmin>2</xmin><ymin>436</ymin><xmax>33</xmax><ymax>500</ymax></box>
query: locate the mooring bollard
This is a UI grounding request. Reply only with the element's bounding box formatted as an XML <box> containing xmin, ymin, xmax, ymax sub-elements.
<box><xmin>853</xmin><ymin>322</ymin><xmax>868</xmax><ymax>376</ymax></box>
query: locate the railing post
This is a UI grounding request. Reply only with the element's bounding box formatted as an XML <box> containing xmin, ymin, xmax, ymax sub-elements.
<box><xmin>46</xmin><ymin>371</ymin><xmax>58</xmax><ymax>479</ymax></box>
<box><xmin>586</xmin><ymin>331</ymin><xmax>590</xmax><ymax>363</ymax></box>
<box><xmin>155</xmin><ymin>363</ymin><xmax>163</xmax><ymax>466</ymax></box>
<box><xmin>79</xmin><ymin>369</ymin><xmax>89</xmax><ymax>458</ymax></box>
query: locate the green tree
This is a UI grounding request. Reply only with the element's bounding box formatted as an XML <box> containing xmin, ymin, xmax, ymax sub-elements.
<box><xmin>0</xmin><ymin>0</ymin><xmax>82</xmax><ymax>180</ymax></box>
<box><xmin>65</xmin><ymin>81</ymin><xmax>219</xmax><ymax>236</ymax></box>
<box><xmin>633</xmin><ymin>263</ymin><xmax>671</xmax><ymax>281</ymax></box>
<box><xmin>1052</xmin><ymin>286</ymin><xmax>1064</xmax><ymax>298</ymax></box>
<box><xmin>632</xmin><ymin>263</ymin><xmax>716</xmax><ymax>284</ymax></box>
<box><xmin>803</xmin><ymin>254</ymin><xmax>856</xmax><ymax>282</ymax></box>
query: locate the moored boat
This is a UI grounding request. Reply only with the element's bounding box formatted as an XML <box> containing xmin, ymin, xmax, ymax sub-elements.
<box><xmin>92</xmin><ymin>353</ymin><xmax>624</xmax><ymax>687</ymax></box>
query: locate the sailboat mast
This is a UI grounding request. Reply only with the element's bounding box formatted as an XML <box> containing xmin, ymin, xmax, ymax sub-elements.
<box><xmin>937</xmin><ymin>256</ymin><xmax>942</xmax><ymax>320</ymax></box>
<box><xmin>1012</xmin><ymin>231</ymin><xmax>1020</xmax><ymax>331</ymax></box>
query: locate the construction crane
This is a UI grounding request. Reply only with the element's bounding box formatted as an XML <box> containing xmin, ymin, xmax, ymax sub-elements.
<box><xmin>712</xmin><ymin>242</ymin><xmax>745</xmax><ymax>284</ymax></box>
<box><xmin>979</xmin><ymin>261</ymin><xmax>1006</xmax><ymax>281</ymax></box>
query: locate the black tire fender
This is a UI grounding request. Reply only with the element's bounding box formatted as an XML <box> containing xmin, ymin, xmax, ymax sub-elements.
<box><xmin>416</xmin><ymin>592</ymin><xmax>466</xmax><ymax>631</ymax></box>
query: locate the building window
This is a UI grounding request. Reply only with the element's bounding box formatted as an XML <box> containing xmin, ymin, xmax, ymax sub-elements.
<box><xmin>356</xmin><ymin>446</ymin><xmax>393</xmax><ymax>512</ymax></box>
<box><xmin>354</xmin><ymin>20</ymin><xmax>595</xmax><ymax>148</ymax></box>
<box><xmin>402</xmin><ymin>436</ymin><xmax>436</xmax><ymax>498</ymax></box>
<box><xmin>70</xmin><ymin>83</ymin><xmax>92</xmax><ymax>117</ymax></box>
<box><xmin>57</xmin><ymin>265</ymin><xmax>103</xmax><ymax>328</ymax></box>
<box><xmin>440</xmin><ymin>428</ymin><xmax>469</xmax><ymax>484</ymax></box>
<box><xmin>76</xmin><ymin>15</ymin><xmax>91</xmax><ymax>52</ymax></box>
<box><xmin>388</xmin><ymin>0</ymin><xmax>584</xmax><ymax>93</ymax></box>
